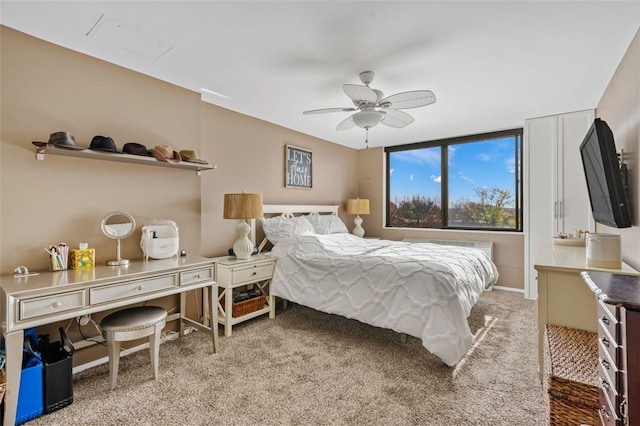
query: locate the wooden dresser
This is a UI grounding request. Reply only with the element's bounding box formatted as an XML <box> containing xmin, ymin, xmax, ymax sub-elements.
<box><xmin>533</xmin><ymin>242</ymin><xmax>638</xmax><ymax>377</ymax></box>
<box><xmin>582</xmin><ymin>271</ymin><xmax>640</xmax><ymax>425</ymax></box>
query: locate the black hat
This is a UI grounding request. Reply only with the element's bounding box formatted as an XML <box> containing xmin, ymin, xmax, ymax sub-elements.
<box><xmin>123</xmin><ymin>142</ymin><xmax>151</xmax><ymax>156</ymax></box>
<box><xmin>32</xmin><ymin>131</ymin><xmax>86</xmax><ymax>150</ymax></box>
<box><xmin>89</xmin><ymin>136</ymin><xmax>118</xmax><ymax>153</ymax></box>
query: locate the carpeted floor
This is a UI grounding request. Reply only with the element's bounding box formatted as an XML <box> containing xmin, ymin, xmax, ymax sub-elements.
<box><xmin>27</xmin><ymin>289</ymin><xmax>546</xmax><ymax>425</ymax></box>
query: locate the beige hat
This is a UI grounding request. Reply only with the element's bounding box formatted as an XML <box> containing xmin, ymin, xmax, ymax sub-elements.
<box><xmin>179</xmin><ymin>149</ymin><xmax>208</xmax><ymax>165</ymax></box>
<box><xmin>149</xmin><ymin>145</ymin><xmax>181</xmax><ymax>164</ymax></box>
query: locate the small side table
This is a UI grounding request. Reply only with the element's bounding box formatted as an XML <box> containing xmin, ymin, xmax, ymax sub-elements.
<box><xmin>213</xmin><ymin>253</ymin><xmax>276</xmax><ymax>336</ymax></box>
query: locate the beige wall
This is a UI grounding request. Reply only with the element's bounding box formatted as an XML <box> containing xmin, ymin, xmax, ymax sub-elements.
<box><xmin>199</xmin><ymin>103</ymin><xmax>358</xmax><ymax>258</ymax></box>
<box><xmin>0</xmin><ymin>26</ymin><xmax>357</xmax><ymax>364</ymax></box>
<box><xmin>356</xmin><ymin>147</ymin><xmax>524</xmax><ymax>290</ymax></box>
<box><xmin>0</xmin><ymin>26</ymin><xmax>203</xmax><ymax>274</ymax></box>
<box><xmin>595</xmin><ymin>27</ymin><xmax>640</xmax><ymax>271</ymax></box>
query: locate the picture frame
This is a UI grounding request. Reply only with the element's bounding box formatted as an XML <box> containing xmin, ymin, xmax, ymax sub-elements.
<box><xmin>285</xmin><ymin>145</ymin><xmax>312</xmax><ymax>189</ymax></box>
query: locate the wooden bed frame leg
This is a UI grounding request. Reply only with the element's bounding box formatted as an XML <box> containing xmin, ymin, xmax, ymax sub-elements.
<box><xmin>400</xmin><ymin>333</ymin><xmax>407</xmax><ymax>344</ymax></box>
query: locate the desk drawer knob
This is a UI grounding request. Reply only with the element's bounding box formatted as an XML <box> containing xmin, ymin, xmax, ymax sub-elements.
<box><xmin>600</xmin><ymin>358</ymin><xmax>611</xmax><ymax>370</ymax></box>
<box><xmin>600</xmin><ymin>406</ymin><xmax>610</xmax><ymax>421</ymax></box>
<box><xmin>600</xmin><ymin>377</ymin><xmax>610</xmax><ymax>390</ymax></box>
<box><xmin>601</xmin><ymin>316</ymin><xmax>610</xmax><ymax>326</ymax></box>
<box><xmin>252</xmin><ymin>272</ymin><xmax>257</xmax><ymax>276</ymax></box>
<box><xmin>51</xmin><ymin>301</ymin><xmax>62</xmax><ymax>309</ymax></box>
<box><xmin>195</xmin><ymin>274</ymin><xmax>200</xmax><ymax>279</ymax></box>
<box><xmin>135</xmin><ymin>285</ymin><xmax>143</xmax><ymax>292</ymax></box>
<box><xmin>601</xmin><ymin>337</ymin><xmax>610</xmax><ymax>347</ymax></box>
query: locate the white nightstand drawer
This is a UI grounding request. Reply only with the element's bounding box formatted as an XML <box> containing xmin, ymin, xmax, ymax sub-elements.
<box><xmin>232</xmin><ymin>263</ymin><xmax>274</xmax><ymax>285</ymax></box>
<box><xmin>180</xmin><ymin>267</ymin><xmax>213</xmax><ymax>286</ymax></box>
<box><xmin>20</xmin><ymin>291</ymin><xmax>85</xmax><ymax>320</ymax></box>
<box><xmin>91</xmin><ymin>275</ymin><xmax>176</xmax><ymax>304</ymax></box>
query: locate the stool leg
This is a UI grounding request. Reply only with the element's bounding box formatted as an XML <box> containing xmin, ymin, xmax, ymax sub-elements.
<box><xmin>149</xmin><ymin>323</ymin><xmax>162</xmax><ymax>379</ymax></box>
<box><xmin>107</xmin><ymin>335</ymin><xmax>121</xmax><ymax>391</ymax></box>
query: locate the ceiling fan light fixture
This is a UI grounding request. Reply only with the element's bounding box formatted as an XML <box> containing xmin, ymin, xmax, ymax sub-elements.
<box><xmin>352</xmin><ymin>110</ymin><xmax>384</xmax><ymax>129</ymax></box>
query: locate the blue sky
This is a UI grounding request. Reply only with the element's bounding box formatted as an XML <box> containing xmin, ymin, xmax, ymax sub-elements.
<box><xmin>389</xmin><ymin>137</ymin><xmax>517</xmax><ymax>207</ymax></box>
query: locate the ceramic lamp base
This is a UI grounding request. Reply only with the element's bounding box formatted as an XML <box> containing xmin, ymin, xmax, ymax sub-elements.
<box><xmin>351</xmin><ymin>215</ymin><xmax>365</xmax><ymax>238</ymax></box>
<box><xmin>233</xmin><ymin>219</ymin><xmax>254</xmax><ymax>260</ymax></box>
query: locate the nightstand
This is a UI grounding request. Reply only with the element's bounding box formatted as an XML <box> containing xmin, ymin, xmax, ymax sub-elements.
<box><xmin>213</xmin><ymin>253</ymin><xmax>276</xmax><ymax>336</ymax></box>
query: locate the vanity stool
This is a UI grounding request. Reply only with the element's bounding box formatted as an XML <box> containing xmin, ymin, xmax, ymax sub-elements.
<box><xmin>100</xmin><ymin>306</ymin><xmax>168</xmax><ymax>390</ymax></box>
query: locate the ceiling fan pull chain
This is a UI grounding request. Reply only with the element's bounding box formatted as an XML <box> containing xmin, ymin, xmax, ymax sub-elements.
<box><xmin>365</xmin><ymin>128</ymin><xmax>369</xmax><ymax>147</ymax></box>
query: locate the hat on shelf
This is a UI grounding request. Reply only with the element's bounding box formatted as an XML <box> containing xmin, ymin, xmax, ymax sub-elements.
<box><xmin>178</xmin><ymin>150</ymin><xmax>208</xmax><ymax>165</ymax></box>
<box><xmin>123</xmin><ymin>142</ymin><xmax>151</xmax><ymax>156</ymax></box>
<box><xmin>32</xmin><ymin>131</ymin><xmax>86</xmax><ymax>150</ymax></box>
<box><xmin>149</xmin><ymin>145</ymin><xmax>181</xmax><ymax>164</ymax></box>
<box><xmin>89</xmin><ymin>135</ymin><xmax>119</xmax><ymax>153</ymax></box>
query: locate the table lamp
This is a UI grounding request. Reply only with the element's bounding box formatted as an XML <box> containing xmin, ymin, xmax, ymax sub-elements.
<box><xmin>346</xmin><ymin>198</ymin><xmax>370</xmax><ymax>238</ymax></box>
<box><xmin>223</xmin><ymin>193</ymin><xmax>263</xmax><ymax>259</ymax></box>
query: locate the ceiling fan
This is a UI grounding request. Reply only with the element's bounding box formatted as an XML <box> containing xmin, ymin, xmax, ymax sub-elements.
<box><xmin>303</xmin><ymin>71</ymin><xmax>436</xmax><ymax>137</ymax></box>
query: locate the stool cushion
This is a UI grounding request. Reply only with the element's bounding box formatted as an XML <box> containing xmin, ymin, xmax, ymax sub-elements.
<box><xmin>100</xmin><ymin>306</ymin><xmax>168</xmax><ymax>333</ymax></box>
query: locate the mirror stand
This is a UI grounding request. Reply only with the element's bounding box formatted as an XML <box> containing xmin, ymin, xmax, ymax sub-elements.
<box><xmin>101</xmin><ymin>211</ymin><xmax>136</xmax><ymax>266</ymax></box>
<box><xmin>107</xmin><ymin>239</ymin><xmax>129</xmax><ymax>266</ymax></box>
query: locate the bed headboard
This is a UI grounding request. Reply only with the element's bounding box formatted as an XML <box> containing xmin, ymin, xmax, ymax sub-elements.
<box><xmin>262</xmin><ymin>204</ymin><xmax>340</xmax><ymax>217</ymax></box>
<box><xmin>255</xmin><ymin>204</ymin><xmax>340</xmax><ymax>251</ymax></box>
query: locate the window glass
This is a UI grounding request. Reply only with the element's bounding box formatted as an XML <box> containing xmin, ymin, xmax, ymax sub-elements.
<box><xmin>385</xmin><ymin>129</ymin><xmax>522</xmax><ymax>231</ymax></box>
<box><xmin>388</xmin><ymin>147</ymin><xmax>442</xmax><ymax>228</ymax></box>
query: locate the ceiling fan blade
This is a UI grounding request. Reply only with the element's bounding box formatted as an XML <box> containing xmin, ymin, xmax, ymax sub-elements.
<box><xmin>336</xmin><ymin>116</ymin><xmax>355</xmax><ymax>131</ymax></box>
<box><xmin>343</xmin><ymin>84</ymin><xmax>378</xmax><ymax>103</ymax></box>
<box><xmin>379</xmin><ymin>90</ymin><xmax>436</xmax><ymax>109</ymax></box>
<box><xmin>303</xmin><ymin>107</ymin><xmax>357</xmax><ymax>115</ymax></box>
<box><xmin>381</xmin><ymin>109</ymin><xmax>414</xmax><ymax>128</ymax></box>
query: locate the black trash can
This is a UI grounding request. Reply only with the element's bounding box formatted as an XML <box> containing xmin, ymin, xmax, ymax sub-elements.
<box><xmin>41</xmin><ymin>327</ymin><xmax>74</xmax><ymax>414</ymax></box>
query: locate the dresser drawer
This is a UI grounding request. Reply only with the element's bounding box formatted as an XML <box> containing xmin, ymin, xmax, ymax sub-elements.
<box><xmin>231</xmin><ymin>263</ymin><xmax>274</xmax><ymax>285</ymax></box>
<box><xmin>599</xmin><ymin>346</ymin><xmax>620</xmax><ymax>383</ymax></box>
<box><xmin>598</xmin><ymin>326</ymin><xmax>620</xmax><ymax>368</ymax></box>
<box><xmin>91</xmin><ymin>275</ymin><xmax>176</xmax><ymax>304</ymax></box>
<box><xmin>180</xmin><ymin>267</ymin><xmax>213</xmax><ymax>286</ymax></box>
<box><xmin>20</xmin><ymin>291</ymin><xmax>85</xmax><ymax>320</ymax></box>
<box><xmin>597</xmin><ymin>300</ymin><xmax>619</xmax><ymax>343</ymax></box>
<box><xmin>598</xmin><ymin>361</ymin><xmax>620</xmax><ymax>409</ymax></box>
<box><xmin>599</xmin><ymin>387</ymin><xmax>621</xmax><ymax>425</ymax></box>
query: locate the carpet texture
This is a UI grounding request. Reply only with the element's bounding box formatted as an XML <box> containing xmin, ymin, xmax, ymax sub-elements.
<box><xmin>27</xmin><ymin>289</ymin><xmax>545</xmax><ymax>425</ymax></box>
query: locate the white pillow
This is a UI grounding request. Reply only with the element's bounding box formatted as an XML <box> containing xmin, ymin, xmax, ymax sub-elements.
<box><xmin>305</xmin><ymin>214</ymin><xmax>348</xmax><ymax>235</ymax></box>
<box><xmin>262</xmin><ymin>216</ymin><xmax>315</xmax><ymax>245</ymax></box>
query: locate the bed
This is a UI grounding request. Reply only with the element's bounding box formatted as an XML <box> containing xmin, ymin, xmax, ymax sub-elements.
<box><xmin>260</xmin><ymin>204</ymin><xmax>499</xmax><ymax>366</ymax></box>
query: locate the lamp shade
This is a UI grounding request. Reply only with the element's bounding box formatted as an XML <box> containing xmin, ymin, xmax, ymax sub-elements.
<box><xmin>346</xmin><ymin>198</ymin><xmax>370</xmax><ymax>215</ymax></box>
<box><xmin>223</xmin><ymin>193</ymin><xmax>263</xmax><ymax>219</ymax></box>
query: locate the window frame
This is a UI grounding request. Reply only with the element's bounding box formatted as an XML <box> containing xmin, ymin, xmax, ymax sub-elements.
<box><xmin>385</xmin><ymin>128</ymin><xmax>523</xmax><ymax>232</ymax></box>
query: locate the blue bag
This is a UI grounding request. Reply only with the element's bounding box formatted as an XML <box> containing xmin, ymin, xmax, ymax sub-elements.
<box><xmin>16</xmin><ymin>328</ymin><xmax>44</xmax><ymax>425</ymax></box>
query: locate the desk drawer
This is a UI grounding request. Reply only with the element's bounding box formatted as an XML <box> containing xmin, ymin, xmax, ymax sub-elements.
<box><xmin>231</xmin><ymin>263</ymin><xmax>274</xmax><ymax>285</ymax></box>
<box><xmin>91</xmin><ymin>275</ymin><xmax>176</xmax><ymax>304</ymax></box>
<box><xmin>20</xmin><ymin>291</ymin><xmax>85</xmax><ymax>320</ymax></box>
<box><xmin>180</xmin><ymin>267</ymin><xmax>213</xmax><ymax>286</ymax></box>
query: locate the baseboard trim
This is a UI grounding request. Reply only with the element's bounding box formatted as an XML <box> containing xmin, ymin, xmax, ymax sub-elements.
<box><xmin>492</xmin><ymin>285</ymin><xmax>524</xmax><ymax>294</ymax></box>
<box><xmin>72</xmin><ymin>325</ymin><xmax>196</xmax><ymax>374</ymax></box>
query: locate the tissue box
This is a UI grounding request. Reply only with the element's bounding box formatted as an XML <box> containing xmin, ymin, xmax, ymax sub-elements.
<box><xmin>70</xmin><ymin>249</ymin><xmax>95</xmax><ymax>270</ymax></box>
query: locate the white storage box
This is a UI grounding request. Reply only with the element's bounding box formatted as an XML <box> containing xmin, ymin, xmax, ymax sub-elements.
<box><xmin>140</xmin><ymin>220</ymin><xmax>179</xmax><ymax>260</ymax></box>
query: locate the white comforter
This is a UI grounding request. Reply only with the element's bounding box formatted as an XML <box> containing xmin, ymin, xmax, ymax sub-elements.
<box><xmin>270</xmin><ymin>233</ymin><xmax>499</xmax><ymax>366</ymax></box>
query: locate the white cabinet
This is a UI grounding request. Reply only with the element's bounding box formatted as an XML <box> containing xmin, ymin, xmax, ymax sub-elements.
<box><xmin>524</xmin><ymin>109</ymin><xmax>595</xmax><ymax>299</ymax></box>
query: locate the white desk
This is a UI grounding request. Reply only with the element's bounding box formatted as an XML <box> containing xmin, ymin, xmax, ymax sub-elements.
<box><xmin>533</xmin><ymin>242</ymin><xmax>638</xmax><ymax>376</ymax></box>
<box><xmin>0</xmin><ymin>256</ymin><xmax>219</xmax><ymax>426</ymax></box>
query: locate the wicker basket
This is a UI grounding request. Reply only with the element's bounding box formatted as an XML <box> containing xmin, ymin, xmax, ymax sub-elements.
<box><xmin>543</xmin><ymin>324</ymin><xmax>599</xmax><ymax>426</ymax></box>
<box><xmin>223</xmin><ymin>294</ymin><xmax>267</xmax><ymax>317</ymax></box>
<box><xmin>0</xmin><ymin>367</ymin><xmax>6</xmax><ymax>405</ymax></box>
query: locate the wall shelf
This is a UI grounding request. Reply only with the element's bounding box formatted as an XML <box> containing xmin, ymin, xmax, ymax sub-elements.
<box><xmin>34</xmin><ymin>144</ymin><xmax>216</xmax><ymax>175</ymax></box>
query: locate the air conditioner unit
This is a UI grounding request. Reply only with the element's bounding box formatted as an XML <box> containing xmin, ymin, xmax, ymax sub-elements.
<box><xmin>402</xmin><ymin>238</ymin><xmax>493</xmax><ymax>261</ymax></box>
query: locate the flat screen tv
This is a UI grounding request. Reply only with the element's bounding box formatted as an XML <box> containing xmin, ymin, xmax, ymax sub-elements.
<box><xmin>579</xmin><ymin>118</ymin><xmax>631</xmax><ymax>228</ymax></box>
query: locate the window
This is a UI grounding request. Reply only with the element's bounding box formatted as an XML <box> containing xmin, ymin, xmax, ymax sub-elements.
<box><xmin>385</xmin><ymin>129</ymin><xmax>523</xmax><ymax>231</ymax></box>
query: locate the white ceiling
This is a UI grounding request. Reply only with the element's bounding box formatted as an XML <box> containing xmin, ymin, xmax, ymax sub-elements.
<box><xmin>1</xmin><ymin>1</ymin><xmax>639</xmax><ymax>149</ymax></box>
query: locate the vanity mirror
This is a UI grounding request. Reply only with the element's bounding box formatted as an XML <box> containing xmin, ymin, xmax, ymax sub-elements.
<box><xmin>101</xmin><ymin>211</ymin><xmax>136</xmax><ymax>266</ymax></box>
